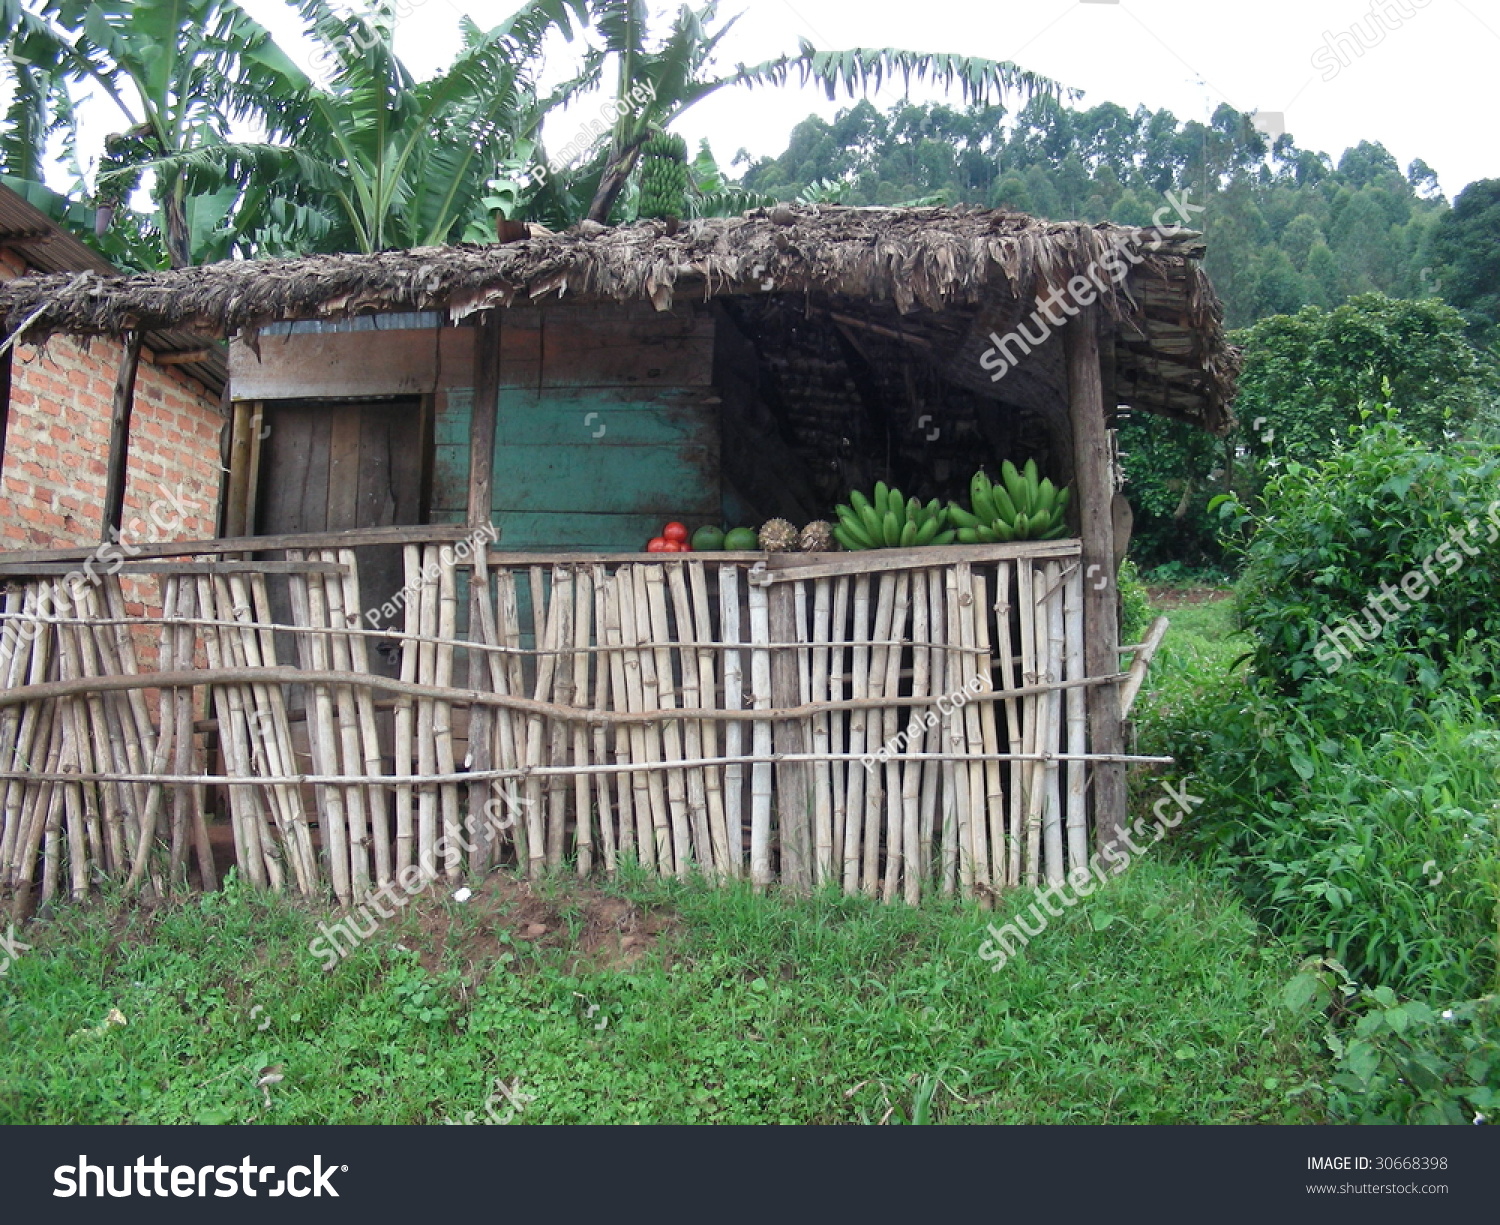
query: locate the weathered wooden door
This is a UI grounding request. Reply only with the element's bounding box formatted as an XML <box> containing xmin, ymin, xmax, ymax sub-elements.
<box><xmin>255</xmin><ymin>398</ymin><xmax>428</xmax><ymax>629</ymax></box>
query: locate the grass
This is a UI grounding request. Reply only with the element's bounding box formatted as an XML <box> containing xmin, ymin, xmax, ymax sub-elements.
<box><xmin>0</xmin><ymin>582</ymin><xmax>1356</xmax><ymax>1125</ymax></box>
<box><xmin>0</xmin><ymin>851</ymin><xmax>1324</xmax><ymax>1125</ymax></box>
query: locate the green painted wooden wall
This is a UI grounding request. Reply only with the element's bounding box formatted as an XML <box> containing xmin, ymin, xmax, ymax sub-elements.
<box><xmin>432</xmin><ymin>303</ymin><xmax>721</xmax><ymax>550</ymax></box>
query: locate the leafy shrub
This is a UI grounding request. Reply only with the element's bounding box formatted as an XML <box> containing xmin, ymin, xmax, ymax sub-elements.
<box><xmin>1220</xmin><ymin>419</ymin><xmax>1500</xmax><ymax>700</ymax></box>
<box><xmin>1284</xmin><ymin>959</ymin><xmax>1499</xmax><ymax>1125</ymax></box>
<box><xmin>1117</xmin><ymin>556</ymin><xmax>1153</xmax><ymax>646</ymax></box>
<box><xmin>1187</xmin><ymin>698</ymin><xmax>1499</xmax><ymax>1001</ymax></box>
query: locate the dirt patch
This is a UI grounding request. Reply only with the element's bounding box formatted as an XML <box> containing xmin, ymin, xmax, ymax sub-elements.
<box><xmin>402</xmin><ymin>873</ymin><xmax>679</xmax><ymax>976</ymax></box>
<box><xmin>1147</xmin><ymin>586</ymin><xmax>1233</xmax><ymax>610</ymax></box>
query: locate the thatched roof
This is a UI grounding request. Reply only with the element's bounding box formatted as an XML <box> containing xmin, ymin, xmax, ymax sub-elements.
<box><xmin>0</xmin><ymin>205</ymin><xmax>1237</xmax><ymax>432</ymax></box>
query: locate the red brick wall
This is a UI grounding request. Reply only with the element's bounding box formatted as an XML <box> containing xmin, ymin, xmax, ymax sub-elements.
<box><xmin>0</xmin><ymin>334</ymin><xmax>222</xmax><ymax>553</ymax></box>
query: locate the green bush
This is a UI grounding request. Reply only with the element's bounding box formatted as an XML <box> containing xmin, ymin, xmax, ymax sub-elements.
<box><xmin>1220</xmin><ymin>419</ymin><xmax>1500</xmax><ymax>701</ymax></box>
<box><xmin>1185</xmin><ymin>694</ymin><xmax>1499</xmax><ymax>1001</ymax></box>
<box><xmin>1284</xmin><ymin>959</ymin><xmax>1499</xmax><ymax>1125</ymax></box>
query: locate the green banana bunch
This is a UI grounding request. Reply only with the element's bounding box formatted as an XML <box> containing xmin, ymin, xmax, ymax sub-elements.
<box><xmin>638</xmin><ymin>132</ymin><xmax>690</xmax><ymax>219</ymax></box>
<box><xmin>949</xmin><ymin>463</ymin><xmax>1071</xmax><ymax>543</ymax></box>
<box><xmin>832</xmin><ymin>480</ymin><xmax>957</xmax><ymax>550</ymax></box>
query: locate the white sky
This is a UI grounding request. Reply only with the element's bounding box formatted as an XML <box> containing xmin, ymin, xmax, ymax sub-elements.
<box><xmin>67</xmin><ymin>0</ymin><xmax>1500</xmax><ymax>200</ymax></box>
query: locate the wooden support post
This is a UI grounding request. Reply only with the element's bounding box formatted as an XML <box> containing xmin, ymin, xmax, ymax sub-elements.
<box><xmin>1065</xmin><ymin>307</ymin><xmax>1126</xmax><ymax>851</ymax></box>
<box><xmin>223</xmin><ymin>401</ymin><xmax>256</xmax><ymax>539</ymax></box>
<box><xmin>769</xmin><ymin>582</ymin><xmax>812</xmax><ymax>894</ymax></box>
<box><xmin>0</xmin><ymin>344</ymin><xmax>12</xmax><ymax>480</ymax></box>
<box><xmin>102</xmin><ymin>331</ymin><xmax>143</xmax><ymax>542</ymax></box>
<box><xmin>467</xmin><ymin>313</ymin><xmax>501</xmax><ymax>530</ymax></box>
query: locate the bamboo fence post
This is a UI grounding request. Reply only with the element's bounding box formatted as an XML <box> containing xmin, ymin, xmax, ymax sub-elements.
<box><xmin>590</xmin><ymin>565</ymin><xmax>617</xmax><ymax>874</ymax></box>
<box><xmin>687</xmin><ymin>562</ymin><xmax>729</xmax><ymax>877</ymax></box>
<box><xmin>602</xmin><ymin>570</ymin><xmax>642</xmax><ymax>867</ymax></box>
<box><xmin>544</xmin><ymin>565</ymin><xmax>575</xmax><ymax>870</ymax></box>
<box><xmin>640</xmin><ymin>565</ymin><xmax>691</xmax><ymax>875</ymax></box>
<box><xmin>394</xmin><ymin>544</ymin><xmax>420</xmax><ymax>876</ymax></box>
<box><xmin>211</xmin><ymin>574</ymin><xmax>283</xmax><ymax>892</ymax></box>
<box><xmin>1044</xmin><ymin>561</ymin><xmax>1068</xmax><ymax>884</ymax></box>
<box><xmin>921</xmin><ymin>570</ymin><xmax>948</xmax><ymax>893</ymax></box>
<box><xmin>955</xmin><ymin>562</ymin><xmax>990</xmax><ymax>895</ymax></box>
<box><xmin>496</xmin><ymin>566</ymin><xmax>527</xmax><ymax>863</ymax></box>
<box><xmin>290</xmin><ymin>555</ymin><xmax>350</xmax><ymax>904</ymax></box>
<box><xmin>970</xmin><ymin>567</ymin><xmax>1006</xmax><ymax>899</ymax></box>
<box><xmin>195</xmin><ymin>574</ymin><xmax>267</xmax><ymax>889</ymax></box>
<box><xmin>467</xmin><ymin>548</ymin><xmax>506</xmax><ymax>872</ymax></box>
<box><xmin>842</xmin><ymin>574</ymin><xmax>871</xmax><ymax>895</ymax></box>
<box><xmin>896</xmin><ymin>569</ymin><xmax>930</xmax><ymax>905</ymax></box>
<box><xmin>769</xmin><ymin>580</ymin><xmax>812</xmax><ymax>894</ymax></box>
<box><xmin>338</xmin><ymin>549</ymin><xmax>391</xmax><ymax>889</ymax></box>
<box><xmin>245</xmin><ymin>572</ymin><xmax>317</xmax><ymax>894</ymax></box>
<box><xmin>1064</xmin><ymin>562</ymin><xmax>1089</xmax><ymax>874</ymax></box>
<box><xmin>33</xmin><ymin>718</ymin><xmax>65</xmax><ymax>908</ymax></box>
<box><xmin>1017</xmin><ymin>559</ymin><xmax>1043</xmax><ymax>887</ymax></box>
<box><xmin>413</xmin><ymin>548</ymin><xmax>440</xmax><ymax>882</ymax></box>
<box><xmin>65</xmin><ymin>586</ymin><xmax>124</xmax><ymax>878</ymax></box>
<box><xmin>809</xmin><ymin>577</ymin><xmax>834</xmax><ymax>887</ymax></box>
<box><xmin>519</xmin><ymin>566</ymin><xmax>559</xmax><ymax>877</ymax></box>
<box><xmin>876</xmin><ymin>571</ymin><xmax>911</xmax><ymax>903</ymax></box>
<box><xmin>53</xmin><ymin>616</ymin><xmax>91</xmax><ymax>900</ymax></box>
<box><xmin>827</xmin><ymin>576</ymin><xmax>851</xmax><ymax>886</ymax></box>
<box><xmin>627</xmin><ymin>565</ymin><xmax>673</xmax><ymax>873</ymax></box>
<box><xmin>861</xmin><ymin>572</ymin><xmax>898</xmax><ymax>897</ymax></box>
<box><xmin>76</xmin><ymin>585</ymin><xmax>131</xmax><ymax>881</ymax></box>
<box><xmin>571</xmin><ymin>567</ymin><xmax>594</xmax><ymax>876</ymax></box>
<box><xmin>434</xmin><ymin>548</ymin><xmax>461</xmax><ymax>883</ymax></box>
<box><xmin>180</xmin><ymin>577</ymin><xmax>217</xmax><ymax>891</ymax></box>
<box><xmin>943</xmin><ymin>566</ymin><xmax>977</xmax><ymax>899</ymax></box>
<box><xmin>995</xmin><ymin>562</ymin><xmax>1024</xmax><ymax>889</ymax></box>
<box><xmin>718</xmin><ymin>564</ymin><xmax>744</xmax><ymax>877</ymax></box>
<box><xmin>668</xmin><ymin>563</ymin><xmax>714</xmax><ymax>873</ymax></box>
<box><xmin>746</xmin><ymin>573</ymin><xmax>773</xmax><ymax>891</ymax></box>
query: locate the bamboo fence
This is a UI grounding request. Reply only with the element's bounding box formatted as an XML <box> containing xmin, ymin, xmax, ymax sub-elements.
<box><xmin>0</xmin><ymin>538</ymin><xmax>1171</xmax><ymax>914</ymax></box>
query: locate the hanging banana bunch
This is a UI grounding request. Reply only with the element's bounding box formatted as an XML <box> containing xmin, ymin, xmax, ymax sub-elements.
<box><xmin>949</xmin><ymin>462</ymin><xmax>1071</xmax><ymax>542</ymax></box>
<box><xmin>637</xmin><ymin>131</ymin><xmax>690</xmax><ymax>220</ymax></box>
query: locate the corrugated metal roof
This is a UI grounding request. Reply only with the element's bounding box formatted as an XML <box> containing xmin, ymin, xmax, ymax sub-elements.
<box><xmin>0</xmin><ymin>183</ymin><xmax>227</xmax><ymax>398</ymax></box>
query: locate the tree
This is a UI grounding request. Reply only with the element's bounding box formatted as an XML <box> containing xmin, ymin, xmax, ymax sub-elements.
<box><xmin>550</xmin><ymin>0</ymin><xmax>1068</xmax><ymax>225</ymax></box>
<box><xmin>128</xmin><ymin>0</ymin><xmax>591</xmax><ymax>254</ymax></box>
<box><xmin>1431</xmin><ymin>179</ymin><xmax>1500</xmax><ymax>346</ymax></box>
<box><xmin>1233</xmin><ymin>294</ymin><xmax>1494</xmax><ymax>469</ymax></box>
<box><xmin>1</xmin><ymin>0</ymin><xmax>309</xmax><ymax>266</ymax></box>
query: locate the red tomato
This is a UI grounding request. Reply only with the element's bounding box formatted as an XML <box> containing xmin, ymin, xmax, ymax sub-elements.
<box><xmin>663</xmin><ymin>540</ymin><xmax>687</xmax><ymax>552</ymax></box>
<box><xmin>662</xmin><ymin>521</ymin><xmax>689</xmax><ymax>543</ymax></box>
<box><xmin>646</xmin><ymin>537</ymin><xmax>671</xmax><ymax>552</ymax></box>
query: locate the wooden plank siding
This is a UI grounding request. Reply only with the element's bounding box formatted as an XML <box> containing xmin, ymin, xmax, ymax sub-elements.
<box><xmin>429</xmin><ymin>304</ymin><xmax>721</xmax><ymax>552</ymax></box>
<box><xmin>229</xmin><ymin>305</ymin><xmax>721</xmax><ymax>556</ymax></box>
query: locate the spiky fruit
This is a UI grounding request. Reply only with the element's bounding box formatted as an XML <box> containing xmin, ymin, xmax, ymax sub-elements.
<box><xmin>758</xmin><ymin>518</ymin><xmax>798</xmax><ymax>552</ymax></box>
<box><xmin>799</xmin><ymin>520</ymin><xmax>835</xmax><ymax>552</ymax></box>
